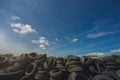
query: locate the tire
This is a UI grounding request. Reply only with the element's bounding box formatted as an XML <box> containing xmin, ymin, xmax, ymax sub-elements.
<box><xmin>107</xmin><ymin>73</ymin><xmax>120</xmax><ymax>80</ymax></box>
<box><xmin>98</xmin><ymin>63</ymin><xmax>106</xmax><ymax>72</ymax></box>
<box><xmin>20</xmin><ymin>76</ymin><xmax>31</xmax><ymax>80</ymax></box>
<box><xmin>6</xmin><ymin>66</ymin><xmax>20</xmax><ymax>72</ymax></box>
<box><xmin>69</xmin><ymin>64</ymin><xmax>80</xmax><ymax>68</ymax></box>
<box><xmin>50</xmin><ymin>70</ymin><xmax>63</xmax><ymax>78</ymax></box>
<box><xmin>106</xmin><ymin>66</ymin><xmax>119</xmax><ymax>69</ymax></box>
<box><xmin>66</xmin><ymin>61</ymin><xmax>81</xmax><ymax>66</ymax></box>
<box><xmin>93</xmin><ymin>75</ymin><xmax>113</xmax><ymax>80</ymax></box>
<box><xmin>49</xmin><ymin>77</ymin><xmax>55</xmax><ymax>80</ymax></box>
<box><xmin>102</xmin><ymin>71</ymin><xmax>120</xmax><ymax>80</ymax></box>
<box><xmin>34</xmin><ymin>60</ymin><xmax>44</xmax><ymax>66</ymax></box>
<box><xmin>25</xmin><ymin>62</ymin><xmax>37</xmax><ymax>77</ymax></box>
<box><xmin>0</xmin><ymin>68</ymin><xmax>6</xmax><ymax>73</ymax></box>
<box><xmin>48</xmin><ymin>57</ymin><xmax>55</xmax><ymax>66</ymax></box>
<box><xmin>56</xmin><ymin>60</ymin><xmax>64</xmax><ymax>64</ymax></box>
<box><xmin>44</xmin><ymin>58</ymin><xmax>55</xmax><ymax>71</ymax></box>
<box><xmin>68</xmin><ymin>72</ymin><xmax>88</xmax><ymax>80</ymax></box>
<box><xmin>34</xmin><ymin>73</ymin><xmax>45</xmax><ymax>80</ymax></box>
<box><xmin>13</xmin><ymin>63</ymin><xmax>23</xmax><ymax>69</ymax></box>
<box><xmin>116</xmin><ymin>69</ymin><xmax>120</xmax><ymax>78</ymax></box>
<box><xmin>68</xmin><ymin>72</ymin><xmax>77</xmax><ymax>80</ymax></box>
<box><xmin>38</xmin><ymin>54</ymin><xmax>47</xmax><ymax>59</ymax></box>
<box><xmin>56</xmin><ymin>57</ymin><xmax>64</xmax><ymax>61</ymax></box>
<box><xmin>28</xmin><ymin>52</ymin><xmax>38</xmax><ymax>60</ymax></box>
<box><xmin>17</xmin><ymin>54</ymin><xmax>32</xmax><ymax>66</ymax></box>
<box><xmin>104</xmin><ymin>58</ymin><xmax>115</xmax><ymax>63</ymax></box>
<box><xmin>44</xmin><ymin>73</ymin><xmax>50</xmax><ymax>80</ymax></box>
<box><xmin>44</xmin><ymin>61</ymin><xmax>49</xmax><ymax>70</ymax></box>
<box><xmin>89</xmin><ymin>63</ymin><xmax>101</xmax><ymax>74</ymax></box>
<box><xmin>38</xmin><ymin>70</ymin><xmax>46</xmax><ymax>74</ymax></box>
<box><xmin>0</xmin><ymin>70</ymin><xmax>24</xmax><ymax>80</ymax></box>
<box><xmin>56</xmin><ymin>65</ymin><xmax>67</xmax><ymax>69</ymax></box>
<box><xmin>0</xmin><ymin>56</ymin><xmax>8</xmax><ymax>66</ymax></box>
<box><xmin>84</xmin><ymin>58</ymin><xmax>93</xmax><ymax>66</ymax></box>
<box><xmin>56</xmin><ymin>63</ymin><xmax>64</xmax><ymax>66</ymax></box>
<box><xmin>105</xmin><ymin>62</ymin><xmax>118</xmax><ymax>66</ymax></box>
<box><xmin>38</xmin><ymin>67</ymin><xmax>44</xmax><ymax>71</ymax></box>
<box><xmin>69</xmin><ymin>67</ymin><xmax>82</xmax><ymax>72</ymax></box>
<box><xmin>76</xmin><ymin>73</ymin><xmax>89</xmax><ymax>80</ymax></box>
<box><xmin>68</xmin><ymin>56</ymin><xmax>80</xmax><ymax>61</ymax></box>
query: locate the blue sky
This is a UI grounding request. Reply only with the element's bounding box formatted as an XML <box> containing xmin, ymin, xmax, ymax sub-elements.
<box><xmin>0</xmin><ymin>0</ymin><xmax>120</xmax><ymax>56</ymax></box>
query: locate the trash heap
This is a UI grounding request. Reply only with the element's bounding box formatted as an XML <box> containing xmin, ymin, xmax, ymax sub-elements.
<box><xmin>0</xmin><ymin>52</ymin><xmax>120</xmax><ymax>80</ymax></box>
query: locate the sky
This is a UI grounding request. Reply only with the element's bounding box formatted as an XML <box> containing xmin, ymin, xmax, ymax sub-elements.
<box><xmin>0</xmin><ymin>0</ymin><xmax>120</xmax><ymax>56</ymax></box>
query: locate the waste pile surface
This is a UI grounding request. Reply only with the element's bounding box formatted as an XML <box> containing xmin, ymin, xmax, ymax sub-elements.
<box><xmin>0</xmin><ymin>52</ymin><xmax>120</xmax><ymax>80</ymax></box>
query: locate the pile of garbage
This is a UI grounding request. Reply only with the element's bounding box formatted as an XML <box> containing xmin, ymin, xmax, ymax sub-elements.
<box><xmin>0</xmin><ymin>52</ymin><xmax>120</xmax><ymax>80</ymax></box>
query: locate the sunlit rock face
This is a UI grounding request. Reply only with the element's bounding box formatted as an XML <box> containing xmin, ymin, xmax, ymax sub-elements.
<box><xmin>0</xmin><ymin>53</ymin><xmax>119</xmax><ymax>80</ymax></box>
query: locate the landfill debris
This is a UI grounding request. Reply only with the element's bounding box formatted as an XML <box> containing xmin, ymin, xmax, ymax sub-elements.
<box><xmin>0</xmin><ymin>52</ymin><xmax>120</xmax><ymax>80</ymax></box>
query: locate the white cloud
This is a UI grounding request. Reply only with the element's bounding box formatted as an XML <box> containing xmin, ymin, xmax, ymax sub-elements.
<box><xmin>83</xmin><ymin>26</ymin><xmax>99</xmax><ymax>35</ymax></box>
<box><xmin>10</xmin><ymin>15</ymin><xmax>37</xmax><ymax>34</ymax></box>
<box><xmin>78</xmin><ymin>48</ymin><xmax>120</xmax><ymax>57</ymax></box>
<box><xmin>65</xmin><ymin>36</ymin><xmax>70</xmax><ymax>40</ymax></box>
<box><xmin>10</xmin><ymin>23</ymin><xmax>37</xmax><ymax>34</ymax></box>
<box><xmin>56</xmin><ymin>38</ymin><xmax>59</xmax><ymax>42</ymax></box>
<box><xmin>32</xmin><ymin>40</ymin><xmax>39</xmax><ymax>44</ymax></box>
<box><xmin>39</xmin><ymin>45</ymin><xmax>46</xmax><ymax>50</ymax></box>
<box><xmin>11</xmin><ymin>15</ymin><xmax>20</xmax><ymax>21</ymax></box>
<box><xmin>85</xmin><ymin>52</ymin><xmax>105</xmax><ymax>56</ymax></box>
<box><xmin>111</xmin><ymin>49</ymin><xmax>120</xmax><ymax>53</ymax></box>
<box><xmin>86</xmin><ymin>32</ymin><xmax>115</xmax><ymax>38</ymax></box>
<box><xmin>32</xmin><ymin>37</ymin><xmax>50</xmax><ymax>50</ymax></box>
<box><xmin>71</xmin><ymin>38</ymin><xmax>79</xmax><ymax>43</ymax></box>
<box><xmin>37</xmin><ymin>37</ymin><xmax>49</xmax><ymax>46</ymax></box>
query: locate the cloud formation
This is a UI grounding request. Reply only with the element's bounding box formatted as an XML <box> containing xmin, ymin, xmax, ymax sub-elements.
<box><xmin>55</xmin><ymin>38</ymin><xmax>59</xmax><ymax>42</ymax></box>
<box><xmin>32</xmin><ymin>37</ymin><xmax>50</xmax><ymax>50</ymax></box>
<box><xmin>10</xmin><ymin>23</ymin><xmax>37</xmax><ymax>34</ymax></box>
<box><xmin>78</xmin><ymin>48</ymin><xmax>120</xmax><ymax>57</ymax></box>
<box><xmin>10</xmin><ymin>15</ymin><xmax>37</xmax><ymax>34</ymax></box>
<box><xmin>71</xmin><ymin>38</ymin><xmax>79</xmax><ymax>43</ymax></box>
<box><xmin>111</xmin><ymin>48</ymin><xmax>120</xmax><ymax>53</ymax></box>
<box><xmin>86</xmin><ymin>32</ymin><xmax>115</xmax><ymax>38</ymax></box>
<box><xmin>85</xmin><ymin>52</ymin><xmax>105</xmax><ymax>56</ymax></box>
<box><xmin>39</xmin><ymin>44</ymin><xmax>46</xmax><ymax>50</ymax></box>
<box><xmin>11</xmin><ymin>15</ymin><xmax>20</xmax><ymax>21</ymax></box>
